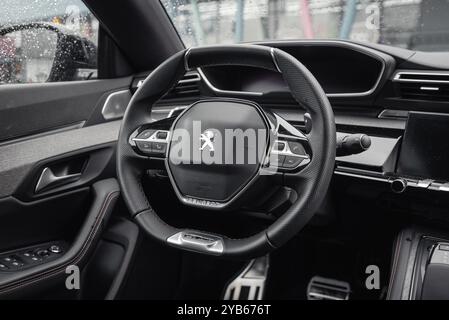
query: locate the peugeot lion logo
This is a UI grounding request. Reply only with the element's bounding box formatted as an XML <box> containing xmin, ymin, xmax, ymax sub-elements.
<box><xmin>200</xmin><ymin>130</ymin><xmax>215</xmax><ymax>152</ymax></box>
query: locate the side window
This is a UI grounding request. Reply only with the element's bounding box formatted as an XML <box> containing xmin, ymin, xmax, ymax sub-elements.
<box><xmin>0</xmin><ymin>0</ymin><xmax>99</xmax><ymax>84</ymax></box>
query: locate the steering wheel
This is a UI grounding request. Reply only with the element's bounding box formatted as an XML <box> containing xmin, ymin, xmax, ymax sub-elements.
<box><xmin>117</xmin><ymin>45</ymin><xmax>336</xmax><ymax>259</ymax></box>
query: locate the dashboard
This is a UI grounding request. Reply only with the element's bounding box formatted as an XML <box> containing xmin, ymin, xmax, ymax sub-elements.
<box><xmin>140</xmin><ymin>40</ymin><xmax>449</xmax><ymax>195</ymax></box>
<box><xmin>200</xmin><ymin>41</ymin><xmax>388</xmax><ymax>97</ymax></box>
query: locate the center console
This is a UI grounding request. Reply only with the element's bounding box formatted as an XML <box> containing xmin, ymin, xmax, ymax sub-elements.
<box><xmin>336</xmin><ymin>111</ymin><xmax>449</xmax><ymax>194</ymax></box>
<box><xmin>388</xmin><ymin>228</ymin><xmax>449</xmax><ymax>300</ymax></box>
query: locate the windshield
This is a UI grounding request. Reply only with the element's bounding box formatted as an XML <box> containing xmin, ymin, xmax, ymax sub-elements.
<box><xmin>161</xmin><ymin>0</ymin><xmax>449</xmax><ymax>52</ymax></box>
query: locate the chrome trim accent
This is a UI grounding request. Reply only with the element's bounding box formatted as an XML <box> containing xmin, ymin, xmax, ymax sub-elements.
<box><xmin>35</xmin><ymin>167</ymin><xmax>82</xmax><ymax>193</ymax></box>
<box><xmin>378</xmin><ymin>109</ymin><xmax>409</xmax><ymax>120</ymax></box>
<box><xmin>101</xmin><ymin>89</ymin><xmax>131</xmax><ymax>120</ymax></box>
<box><xmin>334</xmin><ymin>170</ymin><xmax>390</xmax><ymax>183</ymax></box>
<box><xmin>391</xmin><ymin>178</ymin><xmax>407</xmax><ymax>194</ymax></box>
<box><xmin>184</xmin><ymin>48</ymin><xmax>192</xmax><ymax>71</ymax></box>
<box><xmin>198</xmin><ymin>40</ymin><xmax>386</xmax><ymax>98</ymax></box>
<box><xmin>420</xmin><ymin>86</ymin><xmax>440</xmax><ymax>91</ymax></box>
<box><xmin>167</xmin><ymin>106</ymin><xmax>187</xmax><ymax>118</ymax></box>
<box><xmin>335</xmin><ymin>169</ymin><xmax>449</xmax><ymax>193</ymax></box>
<box><xmin>417</xmin><ymin>180</ymin><xmax>433</xmax><ymax>189</ymax></box>
<box><xmin>271</xmin><ymin>140</ymin><xmax>310</xmax><ymax>160</ymax></box>
<box><xmin>167</xmin><ymin>231</ymin><xmax>224</xmax><ymax>255</ymax></box>
<box><xmin>132</xmin><ymin>130</ymin><xmax>170</xmax><ymax>143</ymax></box>
<box><xmin>393</xmin><ymin>71</ymin><xmax>449</xmax><ymax>84</ymax></box>
<box><xmin>307</xmin><ymin>276</ymin><xmax>350</xmax><ymax>300</ymax></box>
<box><xmin>277</xmin><ymin>133</ymin><xmax>307</xmax><ymax>141</ymax></box>
<box><xmin>270</xmin><ymin>47</ymin><xmax>281</xmax><ymax>73</ymax></box>
<box><xmin>178</xmin><ymin>71</ymin><xmax>201</xmax><ymax>84</ymax></box>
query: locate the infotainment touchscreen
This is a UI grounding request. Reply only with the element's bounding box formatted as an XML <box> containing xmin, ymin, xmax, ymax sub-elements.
<box><xmin>397</xmin><ymin>112</ymin><xmax>449</xmax><ymax>181</ymax></box>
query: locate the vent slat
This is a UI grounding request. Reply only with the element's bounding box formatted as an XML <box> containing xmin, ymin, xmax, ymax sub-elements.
<box><xmin>162</xmin><ymin>71</ymin><xmax>201</xmax><ymax>100</ymax></box>
<box><xmin>395</xmin><ymin>72</ymin><xmax>449</xmax><ymax>102</ymax></box>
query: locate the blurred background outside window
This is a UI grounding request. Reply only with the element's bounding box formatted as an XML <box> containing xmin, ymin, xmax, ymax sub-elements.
<box><xmin>162</xmin><ymin>0</ymin><xmax>449</xmax><ymax>52</ymax></box>
<box><xmin>0</xmin><ymin>0</ymin><xmax>98</xmax><ymax>84</ymax></box>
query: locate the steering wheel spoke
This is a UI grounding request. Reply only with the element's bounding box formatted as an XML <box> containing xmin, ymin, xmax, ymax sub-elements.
<box><xmin>127</xmin><ymin>116</ymin><xmax>178</xmax><ymax>167</ymax></box>
<box><xmin>131</xmin><ymin>128</ymin><xmax>170</xmax><ymax>159</ymax></box>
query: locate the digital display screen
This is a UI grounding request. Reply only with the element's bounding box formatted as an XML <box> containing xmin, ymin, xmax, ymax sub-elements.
<box><xmin>397</xmin><ymin>112</ymin><xmax>449</xmax><ymax>181</ymax></box>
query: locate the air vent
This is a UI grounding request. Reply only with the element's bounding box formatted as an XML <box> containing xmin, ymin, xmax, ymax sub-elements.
<box><xmin>394</xmin><ymin>71</ymin><xmax>449</xmax><ymax>102</ymax></box>
<box><xmin>162</xmin><ymin>71</ymin><xmax>201</xmax><ymax>100</ymax></box>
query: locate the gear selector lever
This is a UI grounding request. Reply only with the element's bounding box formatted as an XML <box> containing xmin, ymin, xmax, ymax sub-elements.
<box><xmin>421</xmin><ymin>243</ymin><xmax>449</xmax><ymax>300</ymax></box>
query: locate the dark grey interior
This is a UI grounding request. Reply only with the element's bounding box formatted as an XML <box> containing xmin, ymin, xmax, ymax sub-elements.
<box><xmin>1</xmin><ymin>0</ymin><xmax>449</xmax><ymax>301</ymax></box>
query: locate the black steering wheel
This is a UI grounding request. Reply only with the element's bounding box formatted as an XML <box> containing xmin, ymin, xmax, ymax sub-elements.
<box><xmin>116</xmin><ymin>45</ymin><xmax>336</xmax><ymax>259</ymax></box>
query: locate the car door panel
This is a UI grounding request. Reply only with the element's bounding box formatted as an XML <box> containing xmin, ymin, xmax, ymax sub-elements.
<box><xmin>0</xmin><ymin>120</ymin><xmax>120</xmax><ymax>199</ymax></box>
<box><xmin>0</xmin><ymin>78</ymin><xmax>131</xmax><ymax>142</ymax></box>
<box><xmin>0</xmin><ymin>187</ymin><xmax>90</xmax><ymax>253</ymax></box>
<box><xmin>0</xmin><ymin>76</ymin><xmax>131</xmax><ymax>299</ymax></box>
<box><xmin>0</xmin><ymin>179</ymin><xmax>120</xmax><ymax>299</ymax></box>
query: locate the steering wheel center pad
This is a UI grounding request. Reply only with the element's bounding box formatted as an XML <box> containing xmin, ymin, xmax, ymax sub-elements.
<box><xmin>167</xmin><ymin>99</ymin><xmax>269</xmax><ymax>203</ymax></box>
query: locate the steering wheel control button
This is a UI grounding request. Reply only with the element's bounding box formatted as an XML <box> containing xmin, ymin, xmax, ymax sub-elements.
<box><xmin>136</xmin><ymin>130</ymin><xmax>155</xmax><ymax>140</ymax></box>
<box><xmin>288</xmin><ymin>141</ymin><xmax>307</xmax><ymax>156</ymax></box>
<box><xmin>283</xmin><ymin>156</ymin><xmax>303</xmax><ymax>169</ymax></box>
<box><xmin>0</xmin><ymin>263</ymin><xmax>8</xmax><ymax>271</ymax></box>
<box><xmin>156</xmin><ymin>131</ymin><xmax>168</xmax><ymax>140</ymax></box>
<box><xmin>151</xmin><ymin>142</ymin><xmax>167</xmax><ymax>154</ymax></box>
<box><xmin>136</xmin><ymin>141</ymin><xmax>152</xmax><ymax>154</ymax></box>
<box><xmin>274</xmin><ymin>141</ymin><xmax>286</xmax><ymax>152</ymax></box>
<box><xmin>269</xmin><ymin>154</ymin><xmax>286</xmax><ymax>167</ymax></box>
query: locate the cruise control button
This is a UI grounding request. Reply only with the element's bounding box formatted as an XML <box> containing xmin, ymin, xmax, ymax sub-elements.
<box><xmin>151</xmin><ymin>142</ymin><xmax>167</xmax><ymax>154</ymax></box>
<box><xmin>136</xmin><ymin>130</ymin><xmax>155</xmax><ymax>140</ymax></box>
<box><xmin>0</xmin><ymin>263</ymin><xmax>8</xmax><ymax>271</ymax></box>
<box><xmin>156</xmin><ymin>131</ymin><xmax>168</xmax><ymax>140</ymax></box>
<box><xmin>269</xmin><ymin>154</ymin><xmax>285</xmax><ymax>167</ymax></box>
<box><xmin>136</xmin><ymin>141</ymin><xmax>152</xmax><ymax>154</ymax></box>
<box><xmin>283</xmin><ymin>156</ymin><xmax>303</xmax><ymax>169</ymax></box>
<box><xmin>288</xmin><ymin>141</ymin><xmax>306</xmax><ymax>156</ymax></box>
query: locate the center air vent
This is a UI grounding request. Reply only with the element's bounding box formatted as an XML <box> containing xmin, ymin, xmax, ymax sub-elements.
<box><xmin>393</xmin><ymin>71</ymin><xmax>449</xmax><ymax>102</ymax></box>
<box><xmin>163</xmin><ymin>71</ymin><xmax>201</xmax><ymax>100</ymax></box>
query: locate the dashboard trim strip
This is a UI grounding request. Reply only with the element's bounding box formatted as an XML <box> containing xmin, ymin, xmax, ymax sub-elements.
<box><xmin>393</xmin><ymin>70</ymin><xmax>449</xmax><ymax>84</ymax></box>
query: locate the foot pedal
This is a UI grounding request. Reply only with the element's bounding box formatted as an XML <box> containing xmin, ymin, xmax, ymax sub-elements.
<box><xmin>307</xmin><ymin>276</ymin><xmax>351</xmax><ymax>300</ymax></box>
<box><xmin>223</xmin><ymin>256</ymin><xmax>269</xmax><ymax>300</ymax></box>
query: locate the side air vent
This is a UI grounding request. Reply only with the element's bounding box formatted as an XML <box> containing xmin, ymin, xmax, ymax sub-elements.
<box><xmin>163</xmin><ymin>71</ymin><xmax>201</xmax><ymax>100</ymax></box>
<box><xmin>393</xmin><ymin>71</ymin><xmax>449</xmax><ymax>102</ymax></box>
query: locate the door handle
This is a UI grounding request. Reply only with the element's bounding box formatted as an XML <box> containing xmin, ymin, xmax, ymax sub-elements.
<box><xmin>35</xmin><ymin>167</ymin><xmax>82</xmax><ymax>193</ymax></box>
